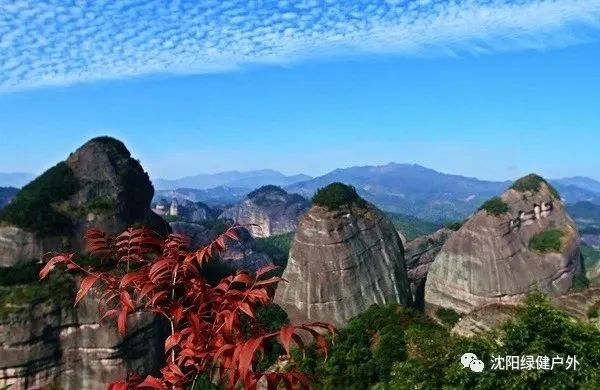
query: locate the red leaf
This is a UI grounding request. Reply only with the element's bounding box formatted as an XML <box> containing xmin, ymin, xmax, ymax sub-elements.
<box><xmin>119</xmin><ymin>272</ymin><xmax>141</xmax><ymax>289</ymax></box>
<box><xmin>165</xmin><ymin>332</ymin><xmax>182</xmax><ymax>352</ymax></box>
<box><xmin>108</xmin><ymin>381</ymin><xmax>128</xmax><ymax>390</ymax></box>
<box><xmin>238</xmin><ymin>337</ymin><xmax>264</xmax><ymax>382</ymax></box>
<box><xmin>238</xmin><ymin>302</ymin><xmax>254</xmax><ymax>318</ymax></box>
<box><xmin>279</xmin><ymin>327</ymin><xmax>295</xmax><ymax>355</ymax></box>
<box><xmin>136</xmin><ymin>375</ymin><xmax>165</xmax><ymax>389</ymax></box>
<box><xmin>74</xmin><ymin>275</ymin><xmax>100</xmax><ymax>305</ymax></box>
<box><xmin>232</xmin><ymin>272</ymin><xmax>254</xmax><ymax>285</ymax></box>
<box><xmin>255</xmin><ymin>264</ymin><xmax>280</xmax><ymax>278</ymax></box>
<box><xmin>120</xmin><ymin>291</ymin><xmax>135</xmax><ymax>311</ymax></box>
<box><xmin>117</xmin><ymin>308</ymin><xmax>128</xmax><ymax>336</ymax></box>
<box><xmin>39</xmin><ymin>255</ymin><xmax>68</xmax><ymax>279</ymax></box>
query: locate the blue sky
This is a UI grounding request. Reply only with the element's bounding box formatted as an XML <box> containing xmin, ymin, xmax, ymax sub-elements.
<box><xmin>1</xmin><ymin>0</ymin><xmax>599</xmax><ymax>181</ymax></box>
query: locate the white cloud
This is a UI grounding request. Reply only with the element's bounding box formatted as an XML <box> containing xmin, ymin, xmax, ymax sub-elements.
<box><xmin>1</xmin><ymin>0</ymin><xmax>599</xmax><ymax>92</ymax></box>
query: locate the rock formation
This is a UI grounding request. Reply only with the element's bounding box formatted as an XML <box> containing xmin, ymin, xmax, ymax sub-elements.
<box><xmin>0</xmin><ymin>136</ymin><xmax>170</xmax><ymax>266</ymax></box>
<box><xmin>218</xmin><ymin>185</ymin><xmax>309</xmax><ymax>238</ymax></box>
<box><xmin>153</xmin><ymin>198</ymin><xmax>217</xmax><ymax>223</ymax></box>
<box><xmin>0</xmin><ymin>289</ymin><xmax>167</xmax><ymax>389</ymax></box>
<box><xmin>0</xmin><ymin>137</ymin><xmax>170</xmax><ymax>388</ymax></box>
<box><xmin>452</xmin><ymin>288</ymin><xmax>600</xmax><ymax>337</ymax></box>
<box><xmin>425</xmin><ymin>174</ymin><xmax>583</xmax><ymax>315</ymax></box>
<box><xmin>273</xmin><ymin>183</ymin><xmax>412</xmax><ymax>327</ymax></box>
<box><xmin>404</xmin><ymin>228</ymin><xmax>453</xmax><ymax>309</ymax></box>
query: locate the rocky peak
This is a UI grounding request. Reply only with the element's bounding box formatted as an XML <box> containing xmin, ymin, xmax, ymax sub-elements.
<box><xmin>219</xmin><ymin>185</ymin><xmax>309</xmax><ymax>238</ymax></box>
<box><xmin>0</xmin><ymin>136</ymin><xmax>169</xmax><ymax>266</ymax></box>
<box><xmin>425</xmin><ymin>174</ymin><xmax>583</xmax><ymax>315</ymax></box>
<box><xmin>274</xmin><ymin>185</ymin><xmax>412</xmax><ymax>327</ymax></box>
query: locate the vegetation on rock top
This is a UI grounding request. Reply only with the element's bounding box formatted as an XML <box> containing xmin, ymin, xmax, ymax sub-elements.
<box><xmin>511</xmin><ymin>173</ymin><xmax>561</xmax><ymax>199</ymax></box>
<box><xmin>0</xmin><ymin>162</ymin><xmax>78</xmax><ymax>235</ymax></box>
<box><xmin>87</xmin><ymin>136</ymin><xmax>132</xmax><ymax>158</ymax></box>
<box><xmin>247</xmin><ymin>185</ymin><xmax>287</xmax><ymax>199</ymax></box>
<box><xmin>0</xmin><ymin>260</ymin><xmax>75</xmax><ymax>318</ymax></box>
<box><xmin>529</xmin><ymin>229</ymin><xmax>564</xmax><ymax>253</ymax></box>
<box><xmin>312</xmin><ymin>182</ymin><xmax>366</xmax><ymax>210</ymax></box>
<box><xmin>479</xmin><ymin>196</ymin><xmax>509</xmax><ymax>216</ymax></box>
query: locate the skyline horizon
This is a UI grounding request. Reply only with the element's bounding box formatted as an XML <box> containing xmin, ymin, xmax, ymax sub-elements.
<box><xmin>2</xmin><ymin>158</ymin><xmax>600</xmax><ymax>186</ymax></box>
<box><xmin>2</xmin><ymin>1</ymin><xmax>599</xmax><ymax>183</ymax></box>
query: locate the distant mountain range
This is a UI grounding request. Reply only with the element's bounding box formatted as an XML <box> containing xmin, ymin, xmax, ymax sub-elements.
<box><xmin>7</xmin><ymin>164</ymin><xmax>600</xmax><ymax>222</ymax></box>
<box><xmin>154</xmin><ymin>164</ymin><xmax>600</xmax><ymax>222</ymax></box>
<box><xmin>0</xmin><ymin>187</ymin><xmax>19</xmax><ymax>208</ymax></box>
<box><xmin>153</xmin><ymin>169</ymin><xmax>311</xmax><ymax>190</ymax></box>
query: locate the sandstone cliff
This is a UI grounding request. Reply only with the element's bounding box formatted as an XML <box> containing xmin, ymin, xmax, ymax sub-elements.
<box><xmin>273</xmin><ymin>183</ymin><xmax>412</xmax><ymax>327</ymax></box>
<box><xmin>218</xmin><ymin>185</ymin><xmax>309</xmax><ymax>238</ymax></box>
<box><xmin>404</xmin><ymin>228</ymin><xmax>453</xmax><ymax>309</ymax></box>
<box><xmin>0</xmin><ymin>137</ymin><xmax>170</xmax><ymax>388</ymax></box>
<box><xmin>0</xmin><ymin>136</ymin><xmax>170</xmax><ymax>266</ymax></box>
<box><xmin>0</xmin><ymin>288</ymin><xmax>166</xmax><ymax>389</ymax></box>
<box><xmin>425</xmin><ymin>174</ymin><xmax>583</xmax><ymax>315</ymax></box>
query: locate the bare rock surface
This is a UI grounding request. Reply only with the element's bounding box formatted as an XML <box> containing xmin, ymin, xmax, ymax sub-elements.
<box><xmin>0</xmin><ymin>288</ymin><xmax>167</xmax><ymax>389</ymax></box>
<box><xmin>219</xmin><ymin>185</ymin><xmax>309</xmax><ymax>238</ymax></box>
<box><xmin>274</xmin><ymin>200</ymin><xmax>412</xmax><ymax>327</ymax></box>
<box><xmin>426</xmin><ymin>176</ymin><xmax>583</xmax><ymax>315</ymax></box>
<box><xmin>404</xmin><ymin>228</ymin><xmax>453</xmax><ymax>309</ymax></box>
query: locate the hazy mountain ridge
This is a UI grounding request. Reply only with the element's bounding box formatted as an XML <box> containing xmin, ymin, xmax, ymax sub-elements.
<box><xmin>0</xmin><ymin>187</ymin><xmax>18</xmax><ymax>208</ymax></box>
<box><xmin>152</xmin><ymin>164</ymin><xmax>600</xmax><ymax>222</ymax></box>
<box><xmin>153</xmin><ymin>169</ymin><xmax>311</xmax><ymax>190</ymax></box>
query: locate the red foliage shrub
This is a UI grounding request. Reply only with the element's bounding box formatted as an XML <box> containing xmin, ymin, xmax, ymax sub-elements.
<box><xmin>39</xmin><ymin>226</ymin><xmax>335</xmax><ymax>389</ymax></box>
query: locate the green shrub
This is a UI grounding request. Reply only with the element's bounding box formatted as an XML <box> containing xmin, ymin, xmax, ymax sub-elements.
<box><xmin>0</xmin><ymin>162</ymin><xmax>78</xmax><ymax>235</ymax></box>
<box><xmin>253</xmin><ymin>233</ymin><xmax>293</xmax><ymax>272</ymax></box>
<box><xmin>163</xmin><ymin>214</ymin><xmax>181</xmax><ymax>223</ymax></box>
<box><xmin>479</xmin><ymin>196</ymin><xmax>509</xmax><ymax>216</ymax></box>
<box><xmin>529</xmin><ymin>229</ymin><xmax>564</xmax><ymax>253</ymax></box>
<box><xmin>382</xmin><ymin>293</ymin><xmax>600</xmax><ymax>389</ymax></box>
<box><xmin>85</xmin><ymin>196</ymin><xmax>115</xmax><ymax>212</ymax></box>
<box><xmin>511</xmin><ymin>173</ymin><xmax>560</xmax><ymax>199</ymax></box>
<box><xmin>588</xmin><ymin>305</ymin><xmax>599</xmax><ymax>319</ymax></box>
<box><xmin>445</xmin><ymin>221</ymin><xmax>463</xmax><ymax>231</ymax></box>
<box><xmin>297</xmin><ymin>304</ymin><xmax>409</xmax><ymax>389</ymax></box>
<box><xmin>247</xmin><ymin>185</ymin><xmax>287</xmax><ymax>199</ymax></box>
<box><xmin>581</xmin><ymin>244</ymin><xmax>600</xmax><ymax>271</ymax></box>
<box><xmin>436</xmin><ymin>307</ymin><xmax>461</xmax><ymax>326</ymax></box>
<box><xmin>312</xmin><ymin>182</ymin><xmax>365</xmax><ymax>210</ymax></box>
<box><xmin>572</xmin><ymin>275</ymin><xmax>590</xmax><ymax>291</ymax></box>
<box><xmin>0</xmin><ymin>260</ymin><xmax>75</xmax><ymax>318</ymax></box>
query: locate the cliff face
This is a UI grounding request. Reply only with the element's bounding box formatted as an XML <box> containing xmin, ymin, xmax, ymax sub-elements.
<box><xmin>0</xmin><ymin>137</ymin><xmax>170</xmax><ymax>388</ymax></box>
<box><xmin>0</xmin><ymin>137</ymin><xmax>170</xmax><ymax>267</ymax></box>
<box><xmin>219</xmin><ymin>186</ymin><xmax>309</xmax><ymax>238</ymax></box>
<box><xmin>0</xmin><ymin>289</ymin><xmax>167</xmax><ymax>389</ymax></box>
<box><xmin>425</xmin><ymin>176</ymin><xmax>583</xmax><ymax>315</ymax></box>
<box><xmin>404</xmin><ymin>228</ymin><xmax>453</xmax><ymax>309</ymax></box>
<box><xmin>273</xmin><ymin>198</ymin><xmax>412</xmax><ymax>327</ymax></box>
